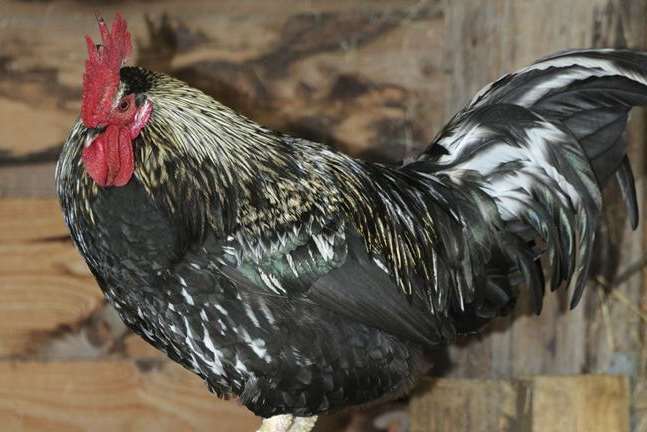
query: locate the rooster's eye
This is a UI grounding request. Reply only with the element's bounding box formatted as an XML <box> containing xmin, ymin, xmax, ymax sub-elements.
<box><xmin>117</xmin><ymin>98</ymin><xmax>130</xmax><ymax>112</ymax></box>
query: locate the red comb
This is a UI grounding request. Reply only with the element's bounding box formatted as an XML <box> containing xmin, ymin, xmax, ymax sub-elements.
<box><xmin>81</xmin><ymin>13</ymin><xmax>132</xmax><ymax>128</ymax></box>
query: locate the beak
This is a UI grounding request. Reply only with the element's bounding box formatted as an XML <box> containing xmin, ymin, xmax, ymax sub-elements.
<box><xmin>84</xmin><ymin>125</ymin><xmax>106</xmax><ymax>148</ymax></box>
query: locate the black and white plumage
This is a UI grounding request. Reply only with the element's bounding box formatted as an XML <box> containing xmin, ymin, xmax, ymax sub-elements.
<box><xmin>57</xmin><ymin>30</ymin><xmax>646</xmax><ymax>432</ymax></box>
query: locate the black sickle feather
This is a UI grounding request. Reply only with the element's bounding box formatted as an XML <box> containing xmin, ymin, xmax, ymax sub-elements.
<box><xmin>616</xmin><ymin>156</ymin><xmax>639</xmax><ymax>229</ymax></box>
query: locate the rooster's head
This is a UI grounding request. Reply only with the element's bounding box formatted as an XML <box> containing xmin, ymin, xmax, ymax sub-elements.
<box><xmin>80</xmin><ymin>13</ymin><xmax>152</xmax><ymax>188</ymax></box>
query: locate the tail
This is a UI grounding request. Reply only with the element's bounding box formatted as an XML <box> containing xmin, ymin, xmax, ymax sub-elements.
<box><xmin>409</xmin><ymin>49</ymin><xmax>647</xmax><ymax>329</ymax></box>
<box><xmin>499</xmin><ymin>49</ymin><xmax>644</xmax><ymax>227</ymax></box>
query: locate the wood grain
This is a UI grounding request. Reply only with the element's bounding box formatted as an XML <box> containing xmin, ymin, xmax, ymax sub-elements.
<box><xmin>529</xmin><ymin>375</ymin><xmax>630</xmax><ymax>432</ymax></box>
<box><xmin>0</xmin><ymin>275</ymin><xmax>102</xmax><ymax>358</ymax></box>
<box><xmin>410</xmin><ymin>378</ymin><xmax>520</xmax><ymax>432</ymax></box>
<box><xmin>0</xmin><ymin>198</ymin><xmax>102</xmax><ymax>358</ymax></box>
<box><xmin>410</xmin><ymin>375</ymin><xmax>629</xmax><ymax>432</ymax></box>
<box><xmin>0</xmin><ymin>198</ymin><xmax>68</xmax><ymax>242</ymax></box>
<box><xmin>0</xmin><ymin>360</ymin><xmax>260</xmax><ymax>432</ymax></box>
<box><xmin>0</xmin><ymin>163</ymin><xmax>57</xmax><ymax>198</ymax></box>
<box><xmin>123</xmin><ymin>333</ymin><xmax>167</xmax><ymax>359</ymax></box>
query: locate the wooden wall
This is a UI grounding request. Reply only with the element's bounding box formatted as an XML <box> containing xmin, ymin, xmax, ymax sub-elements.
<box><xmin>0</xmin><ymin>0</ymin><xmax>645</xmax><ymax>431</ymax></box>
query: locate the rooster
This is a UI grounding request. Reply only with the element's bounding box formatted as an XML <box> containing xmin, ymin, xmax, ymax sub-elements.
<box><xmin>57</xmin><ymin>14</ymin><xmax>645</xmax><ymax>432</ymax></box>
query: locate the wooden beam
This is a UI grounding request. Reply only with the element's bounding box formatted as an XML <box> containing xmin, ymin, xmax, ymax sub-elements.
<box><xmin>410</xmin><ymin>375</ymin><xmax>630</xmax><ymax>432</ymax></box>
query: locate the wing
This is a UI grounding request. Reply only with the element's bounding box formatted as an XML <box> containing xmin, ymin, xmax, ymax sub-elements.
<box><xmin>219</xmin><ymin>215</ymin><xmax>452</xmax><ymax>349</ymax></box>
<box><xmin>409</xmin><ymin>49</ymin><xmax>647</xmax><ymax>317</ymax></box>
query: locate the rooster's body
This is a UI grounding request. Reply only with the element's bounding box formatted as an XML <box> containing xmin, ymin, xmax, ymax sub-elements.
<box><xmin>57</xmin><ymin>15</ymin><xmax>645</xmax><ymax>431</ymax></box>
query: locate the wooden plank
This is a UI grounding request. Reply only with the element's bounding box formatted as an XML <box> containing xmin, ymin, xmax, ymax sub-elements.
<box><xmin>0</xmin><ymin>240</ymin><xmax>87</xmax><ymax>278</ymax></box>
<box><xmin>0</xmin><ymin>198</ymin><xmax>104</xmax><ymax>359</ymax></box>
<box><xmin>0</xmin><ymin>274</ymin><xmax>102</xmax><ymax>358</ymax></box>
<box><xmin>410</xmin><ymin>375</ymin><xmax>630</xmax><ymax>432</ymax></box>
<box><xmin>0</xmin><ymin>360</ymin><xmax>260</xmax><ymax>432</ymax></box>
<box><xmin>410</xmin><ymin>379</ymin><xmax>520</xmax><ymax>432</ymax></box>
<box><xmin>0</xmin><ymin>198</ymin><xmax>68</xmax><ymax>243</ymax></box>
<box><xmin>0</xmin><ymin>163</ymin><xmax>57</xmax><ymax>198</ymax></box>
<box><xmin>528</xmin><ymin>375</ymin><xmax>630</xmax><ymax>432</ymax></box>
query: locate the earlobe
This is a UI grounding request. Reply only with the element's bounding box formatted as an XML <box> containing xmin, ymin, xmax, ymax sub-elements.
<box><xmin>135</xmin><ymin>93</ymin><xmax>147</xmax><ymax>107</ymax></box>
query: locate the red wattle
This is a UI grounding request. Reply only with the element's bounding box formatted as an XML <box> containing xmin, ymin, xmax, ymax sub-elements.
<box><xmin>82</xmin><ymin>125</ymin><xmax>134</xmax><ymax>187</ymax></box>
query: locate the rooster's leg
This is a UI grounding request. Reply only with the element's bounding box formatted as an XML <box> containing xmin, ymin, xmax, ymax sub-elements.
<box><xmin>257</xmin><ymin>415</ymin><xmax>317</xmax><ymax>432</ymax></box>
